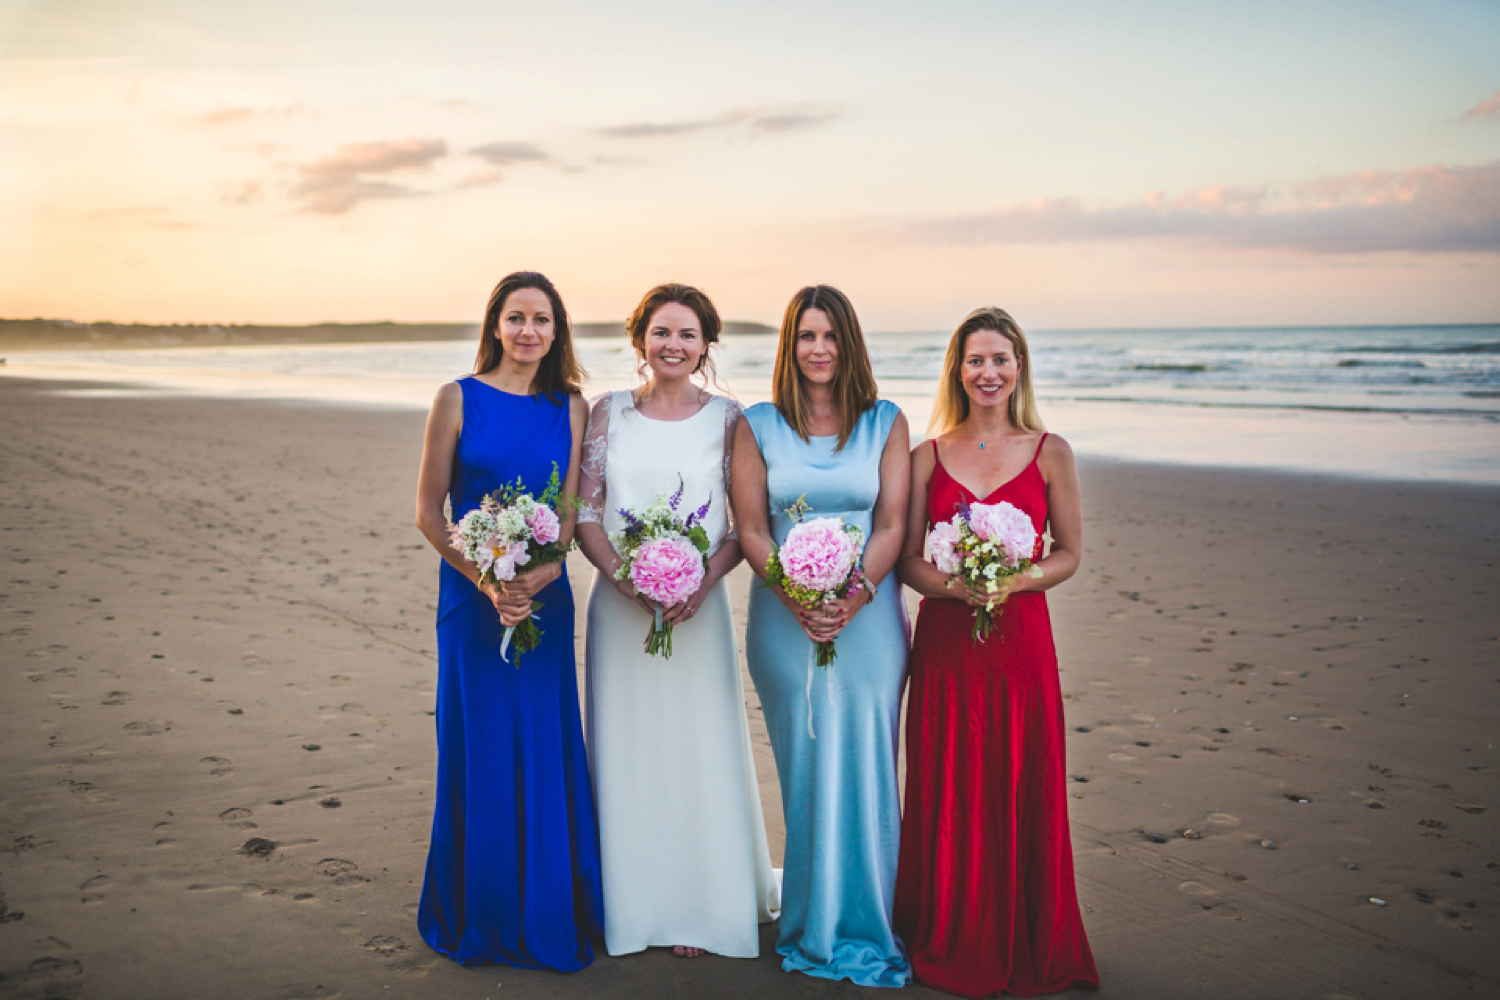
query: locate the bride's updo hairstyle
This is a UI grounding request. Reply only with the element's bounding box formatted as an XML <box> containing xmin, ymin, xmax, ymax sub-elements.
<box><xmin>625</xmin><ymin>282</ymin><xmax>723</xmax><ymax>386</ymax></box>
<box><xmin>474</xmin><ymin>270</ymin><xmax>586</xmax><ymax>398</ymax></box>
<box><xmin>930</xmin><ymin>306</ymin><xmax>1044</xmax><ymax>437</ymax></box>
<box><xmin>771</xmin><ymin>284</ymin><xmax>877</xmax><ymax>451</ymax></box>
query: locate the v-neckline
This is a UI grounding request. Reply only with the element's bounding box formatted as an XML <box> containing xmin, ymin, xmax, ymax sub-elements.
<box><xmin>933</xmin><ymin>439</ymin><xmax>1040</xmax><ymax>502</ymax></box>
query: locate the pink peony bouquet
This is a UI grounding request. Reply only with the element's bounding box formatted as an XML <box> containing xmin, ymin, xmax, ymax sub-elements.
<box><xmin>765</xmin><ymin>497</ymin><xmax>868</xmax><ymax>669</ymax></box>
<box><xmin>610</xmin><ymin>477</ymin><xmax>711</xmax><ymax>658</ymax></box>
<box><xmin>448</xmin><ymin>462</ymin><xmax>571</xmax><ymax>665</ymax></box>
<box><xmin>925</xmin><ymin>499</ymin><xmax>1042</xmax><ymax>641</ymax></box>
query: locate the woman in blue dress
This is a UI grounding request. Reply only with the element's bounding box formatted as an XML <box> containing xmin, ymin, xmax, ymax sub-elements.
<box><xmin>731</xmin><ymin>284</ymin><xmax>912</xmax><ymax>987</ymax></box>
<box><xmin>413</xmin><ymin>271</ymin><xmax>604</xmax><ymax>971</ymax></box>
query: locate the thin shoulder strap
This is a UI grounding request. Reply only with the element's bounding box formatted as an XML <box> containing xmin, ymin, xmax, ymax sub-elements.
<box><xmin>1031</xmin><ymin>432</ymin><xmax>1050</xmax><ymax>464</ymax></box>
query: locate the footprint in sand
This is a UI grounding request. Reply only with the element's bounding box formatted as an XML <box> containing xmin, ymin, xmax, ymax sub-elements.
<box><xmin>386</xmin><ymin>958</ymin><xmax>439</xmax><ymax>978</ymax></box>
<box><xmin>218</xmin><ymin>806</ymin><xmax>258</xmax><ymax>830</ymax></box>
<box><xmin>123</xmin><ymin>720</ymin><xmax>172</xmax><ymax>736</ymax></box>
<box><xmin>49</xmin><ymin>692</ymin><xmax>78</xmax><ymax>711</ymax></box>
<box><xmin>153</xmin><ymin>821</ymin><xmax>175</xmax><ymax>846</ymax></box>
<box><xmin>201</xmin><ymin>756</ymin><xmax>233</xmax><ymax>777</ymax></box>
<box><xmin>1256</xmin><ymin>747</ymin><xmax>1309</xmax><ymax>761</ymax></box>
<box><xmin>317</xmin><ymin>858</ymin><xmax>369</xmax><ymax>886</ymax></box>
<box><xmin>361</xmin><ymin>935</ymin><xmax>410</xmax><ymax>957</ymax></box>
<box><xmin>273</xmin><ymin>986</ymin><xmax>342</xmax><ymax>1000</ymax></box>
<box><xmin>57</xmin><ymin>779</ymin><xmax>106</xmax><ymax>805</ymax></box>
<box><xmin>79</xmin><ymin>874</ymin><xmax>111</xmax><ymax>904</ymax></box>
<box><xmin>1177</xmin><ymin>881</ymin><xmax>1244</xmax><ymax>921</ymax></box>
<box><xmin>22</xmin><ymin>954</ymin><xmax>84</xmax><ymax>990</ymax></box>
<box><xmin>101</xmin><ymin>691</ymin><xmax>131</xmax><ymax>706</ymax></box>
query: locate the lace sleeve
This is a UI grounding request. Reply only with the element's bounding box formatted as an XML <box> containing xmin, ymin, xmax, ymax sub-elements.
<box><xmin>578</xmin><ymin>392</ymin><xmax>612</xmax><ymax>524</ymax></box>
<box><xmin>721</xmin><ymin>397</ymin><xmax>744</xmax><ymax>540</ymax></box>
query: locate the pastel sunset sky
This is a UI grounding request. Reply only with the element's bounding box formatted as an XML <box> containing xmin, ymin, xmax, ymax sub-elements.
<box><xmin>3</xmin><ymin>0</ymin><xmax>1498</xmax><ymax>329</ymax></box>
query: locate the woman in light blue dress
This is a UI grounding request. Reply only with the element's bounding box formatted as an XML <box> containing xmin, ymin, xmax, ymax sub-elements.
<box><xmin>731</xmin><ymin>284</ymin><xmax>912</xmax><ymax>988</ymax></box>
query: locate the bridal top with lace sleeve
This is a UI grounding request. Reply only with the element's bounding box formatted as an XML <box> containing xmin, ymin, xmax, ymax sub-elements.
<box><xmin>578</xmin><ymin>388</ymin><xmax>779</xmax><ymax>959</ymax></box>
<box><xmin>577</xmin><ymin>389</ymin><xmax>740</xmax><ymax>551</ymax></box>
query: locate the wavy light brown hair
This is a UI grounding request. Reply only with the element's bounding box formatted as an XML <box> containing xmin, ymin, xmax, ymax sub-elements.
<box><xmin>474</xmin><ymin>271</ymin><xmax>585</xmax><ymax>399</ymax></box>
<box><xmin>625</xmin><ymin>282</ymin><xmax>723</xmax><ymax>387</ymax></box>
<box><xmin>929</xmin><ymin>306</ymin><xmax>1044</xmax><ymax>437</ymax></box>
<box><xmin>772</xmin><ymin>285</ymin><xmax>878</xmax><ymax>450</ymax></box>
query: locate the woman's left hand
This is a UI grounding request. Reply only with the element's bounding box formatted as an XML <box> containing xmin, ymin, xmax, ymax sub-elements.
<box><xmin>816</xmin><ymin>587</ymin><xmax>873</xmax><ymax>640</ymax></box>
<box><xmin>506</xmin><ymin>562</ymin><xmax>561</xmax><ymax>601</ymax></box>
<box><xmin>661</xmin><ymin>582</ymin><xmax>710</xmax><ymax>626</ymax></box>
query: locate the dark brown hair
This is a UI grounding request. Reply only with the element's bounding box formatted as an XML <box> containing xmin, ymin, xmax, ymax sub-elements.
<box><xmin>625</xmin><ymin>283</ymin><xmax>723</xmax><ymax>387</ymax></box>
<box><xmin>473</xmin><ymin>271</ymin><xmax>585</xmax><ymax>398</ymax></box>
<box><xmin>771</xmin><ymin>284</ymin><xmax>878</xmax><ymax>450</ymax></box>
<box><xmin>929</xmin><ymin>306</ymin><xmax>1044</xmax><ymax>436</ymax></box>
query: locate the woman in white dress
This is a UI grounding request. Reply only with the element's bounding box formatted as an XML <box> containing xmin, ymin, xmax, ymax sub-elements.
<box><xmin>576</xmin><ymin>282</ymin><xmax>780</xmax><ymax>959</ymax></box>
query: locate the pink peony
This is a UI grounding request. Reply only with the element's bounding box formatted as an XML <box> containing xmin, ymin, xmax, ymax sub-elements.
<box><xmin>924</xmin><ymin>518</ymin><xmax>962</xmax><ymax>574</ymax></box>
<box><xmin>966</xmin><ymin>501</ymin><xmax>1037</xmax><ymax>564</ymax></box>
<box><xmin>629</xmin><ymin>536</ymin><xmax>705</xmax><ymax>607</ymax></box>
<box><xmin>779</xmin><ymin>517</ymin><xmax>857</xmax><ymax>592</ymax></box>
<box><xmin>487</xmin><ymin>535</ymin><xmax>530</xmax><ymax>581</ymax></box>
<box><xmin>527</xmin><ymin>505</ymin><xmax>560</xmax><ymax>545</ymax></box>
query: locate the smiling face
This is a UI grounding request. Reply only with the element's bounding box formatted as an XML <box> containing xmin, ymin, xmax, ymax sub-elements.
<box><xmin>642</xmin><ymin>302</ymin><xmax>706</xmax><ymax>382</ymax></box>
<box><xmin>960</xmin><ymin>327</ymin><xmax>1021</xmax><ymax>412</ymax></box>
<box><xmin>494</xmin><ymin>287</ymin><xmax>555</xmax><ymax>366</ymax></box>
<box><xmin>795</xmin><ymin>307</ymin><xmax>839</xmax><ymax>385</ymax></box>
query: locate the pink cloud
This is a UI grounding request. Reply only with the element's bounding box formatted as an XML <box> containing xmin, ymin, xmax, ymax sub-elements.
<box><xmin>292</xmin><ymin>138</ymin><xmax>448</xmax><ymax>214</ymax></box>
<box><xmin>1462</xmin><ymin>91</ymin><xmax>1500</xmax><ymax>121</ymax></box>
<box><xmin>892</xmin><ymin>161</ymin><xmax>1500</xmax><ymax>254</ymax></box>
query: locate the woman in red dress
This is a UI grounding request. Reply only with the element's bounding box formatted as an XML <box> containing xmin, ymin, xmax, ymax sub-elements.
<box><xmin>894</xmin><ymin>307</ymin><xmax>1098</xmax><ymax>997</ymax></box>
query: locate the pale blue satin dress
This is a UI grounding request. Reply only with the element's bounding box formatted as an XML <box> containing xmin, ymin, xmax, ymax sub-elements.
<box><xmin>743</xmin><ymin>400</ymin><xmax>911</xmax><ymax>988</ymax></box>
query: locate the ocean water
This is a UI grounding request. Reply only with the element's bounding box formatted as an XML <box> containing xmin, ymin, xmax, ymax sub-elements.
<box><xmin>6</xmin><ymin>324</ymin><xmax>1499</xmax><ymax>484</ymax></box>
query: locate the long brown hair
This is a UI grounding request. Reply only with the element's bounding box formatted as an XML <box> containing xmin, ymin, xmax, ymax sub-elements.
<box><xmin>771</xmin><ymin>285</ymin><xmax>878</xmax><ymax>450</ymax></box>
<box><xmin>625</xmin><ymin>282</ymin><xmax>724</xmax><ymax>389</ymax></box>
<box><xmin>473</xmin><ymin>271</ymin><xmax>585</xmax><ymax>398</ymax></box>
<box><xmin>929</xmin><ymin>306</ymin><xmax>1044</xmax><ymax>436</ymax></box>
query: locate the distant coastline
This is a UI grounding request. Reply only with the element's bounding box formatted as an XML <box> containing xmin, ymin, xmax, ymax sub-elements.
<box><xmin>0</xmin><ymin>318</ymin><xmax>777</xmax><ymax>351</ymax></box>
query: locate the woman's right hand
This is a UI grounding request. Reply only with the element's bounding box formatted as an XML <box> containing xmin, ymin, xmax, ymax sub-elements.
<box><xmin>613</xmin><ymin>575</ymin><xmax>656</xmax><ymax>616</ymax></box>
<box><xmin>774</xmin><ymin>585</ymin><xmax>841</xmax><ymax>643</ymax></box>
<box><xmin>480</xmin><ymin>579</ymin><xmax>533</xmax><ymax>626</ymax></box>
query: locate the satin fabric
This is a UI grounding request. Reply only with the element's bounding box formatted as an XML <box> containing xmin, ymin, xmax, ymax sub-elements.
<box><xmin>894</xmin><ymin>438</ymin><xmax>1099</xmax><ymax>997</ymax></box>
<box><xmin>583</xmin><ymin>392</ymin><xmax>779</xmax><ymax>957</ymax></box>
<box><xmin>743</xmin><ymin>400</ymin><xmax>912</xmax><ymax>988</ymax></box>
<box><xmin>417</xmin><ymin>378</ymin><xmax>605</xmax><ymax>971</ymax></box>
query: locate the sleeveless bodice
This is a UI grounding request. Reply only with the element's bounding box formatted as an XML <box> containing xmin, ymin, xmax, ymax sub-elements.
<box><xmin>744</xmin><ymin>399</ymin><xmax>900</xmax><ymax>543</ymax></box>
<box><xmin>594</xmin><ymin>391</ymin><xmax>734</xmax><ymax>555</ymax></box>
<box><xmin>927</xmin><ymin>434</ymin><xmax>1049</xmax><ymax>563</ymax></box>
<box><xmin>438</xmin><ymin>378</ymin><xmax>573</xmax><ymax>621</ymax></box>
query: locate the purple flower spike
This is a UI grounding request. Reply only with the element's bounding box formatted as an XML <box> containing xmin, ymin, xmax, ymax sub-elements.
<box><xmin>686</xmin><ymin>495</ymin><xmax>712</xmax><ymax>529</ymax></box>
<box><xmin>668</xmin><ymin>475</ymin><xmax>685</xmax><ymax>512</ymax></box>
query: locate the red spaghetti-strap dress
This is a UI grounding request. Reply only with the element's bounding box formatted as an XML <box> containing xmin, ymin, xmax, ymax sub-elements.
<box><xmin>894</xmin><ymin>435</ymin><xmax>1098</xmax><ymax>998</ymax></box>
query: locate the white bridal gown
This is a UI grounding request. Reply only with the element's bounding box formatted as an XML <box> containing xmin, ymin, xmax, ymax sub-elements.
<box><xmin>579</xmin><ymin>389</ymin><xmax>780</xmax><ymax>958</ymax></box>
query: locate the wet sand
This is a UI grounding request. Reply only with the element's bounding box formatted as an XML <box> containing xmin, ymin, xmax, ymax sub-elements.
<box><xmin>0</xmin><ymin>376</ymin><xmax>1496</xmax><ymax>1000</ymax></box>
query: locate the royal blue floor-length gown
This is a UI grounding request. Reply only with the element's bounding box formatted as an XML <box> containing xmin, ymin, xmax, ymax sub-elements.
<box><xmin>417</xmin><ymin>378</ymin><xmax>605</xmax><ymax>971</ymax></box>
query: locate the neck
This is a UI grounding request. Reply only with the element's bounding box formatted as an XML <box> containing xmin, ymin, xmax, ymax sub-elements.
<box><xmin>803</xmin><ymin>380</ymin><xmax>836</xmax><ymax>418</ymax></box>
<box><xmin>964</xmin><ymin>406</ymin><xmax>1015</xmax><ymax>440</ymax></box>
<box><xmin>490</xmin><ymin>356</ymin><xmax>541</xmax><ymax>395</ymax></box>
<box><xmin>639</xmin><ymin>373</ymin><xmax>701</xmax><ymax>407</ymax></box>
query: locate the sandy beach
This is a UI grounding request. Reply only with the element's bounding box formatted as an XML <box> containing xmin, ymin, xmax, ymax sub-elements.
<box><xmin>1</xmin><ymin>375</ymin><xmax>1497</xmax><ymax>1000</ymax></box>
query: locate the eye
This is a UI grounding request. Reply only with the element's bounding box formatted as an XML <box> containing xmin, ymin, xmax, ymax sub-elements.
<box><xmin>536</xmin><ymin>315</ymin><xmax>550</xmax><ymax>326</ymax></box>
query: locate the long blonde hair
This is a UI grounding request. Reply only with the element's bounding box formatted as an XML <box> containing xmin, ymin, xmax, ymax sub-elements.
<box><xmin>771</xmin><ymin>285</ymin><xmax>878</xmax><ymax>450</ymax></box>
<box><xmin>929</xmin><ymin>306</ymin><xmax>1044</xmax><ymax>437</ymax></box>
